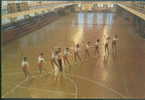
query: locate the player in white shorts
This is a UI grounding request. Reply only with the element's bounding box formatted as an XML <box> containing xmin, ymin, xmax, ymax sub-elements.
<box><xmin>112</xmin><ymin>35</ymin><xmax>118</xmax><ymax>53</ymax></box>
<box><xmin>38</xmin><ymin>53</ymin><xmax>46</xmax><ymax>74</ymax></box>
<box><xmin>56</xmin><ymin>48</ymin><xmax>63</xmax><ymax>73</ymax></box>
<box><xmin>50</xmin><ymin>48</ymin><xmax>59</xmax><ymax>80</ymax></box>
<box><xmin>74</xmin><ymin>43</ymin><xmax>81</xmax><ymax>62</ymax></box>
<box><xmin>63</xmin><ymin>48</ymin><xmax>71</xmax><ymax>66</ymax></box>
<box><xmin>55</xmin><ymin>48</ymin><xmax>64</xmax><ymax>81</ymax></box>
<box><xmin>63</xmin><ymin>47</ymin><xmax>72</xmax><ymax>72</ymax></box>
<box><xmin>21</xmin><ymin>57</ymin><xmax>31</xmax><ymax>79</ymax></box>
<box><xmin>94</xmin><ymin>39</ymin><xmax>100</xmax><ymax>56</ymax></box>
<box><xmin>50</xmin><ymin>48</ymin><xmax>59</xmax><ymax>72</ymax></box>
<box><xmin>84</xmin><ymin>41</ymin><xmax>91</xmax><ymax>58</ymax></box>
<box><xmin>105</xmin><ymin>36</ymin><xmax>110</xmax><ymax>56</ymax></box>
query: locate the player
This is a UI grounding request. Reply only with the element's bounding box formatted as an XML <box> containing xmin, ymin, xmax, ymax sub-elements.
<box><xmin>105</xmin><ymin>36</ymin><xmax>110</xmax><ymax>56</ymax></box>
<box><xmin>55</xmin><ymin>48</ymin><xmax>64</xmax><ymax>81</ymax></box>
<box><xmin>21</xmin><ymin>57</ymin><xmax>31</xmax><ymax>79</ymax></box>
<box><xmin>112</xmin><ymin>35</ymin><xmax>118</xmax><ymax>53</ymax></box>
<box><xmin>74</xmin><ymin>43</ymin><xmax>81</xmax><ymax>62</ymax></box>
<box><xmin>63</xmin><ymin>48</ymin><xmax>71</xmax><ymax>66</ymax></box>
<box><xmin>38</xmin><ymin>53</ymin><xmax>46</xmax><ymax>74</ymax></box>
<box><xmin>55</xmin><ymin>48</ymin><xmax>64</xmax><ymax>73</ymax></box>
<box><xmin>84</xmin><ymin>41</ymin><xmax>91</xmax><ymax>58</ymax></box>
<box><xmin>50</xmin><ymin>48</ymin><xmax>59</xmax><ymax>74</ymax></box>
<box><xmin>94</xmin><ymin>39</ymin><xmax>100</xmax><ymax>56</ymax></box>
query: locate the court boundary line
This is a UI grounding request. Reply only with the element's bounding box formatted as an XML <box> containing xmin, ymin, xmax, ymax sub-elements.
<box><xmin>2</xmin><ymin>71</ymin><xmax>39</xmax><ymax>76</ymax></box>
<box><xmin>122</xmin><ymin>73</ymin><xmax>129</xmax><ymax>97</ymax></box>
<box><xmin>2</xmin><ymin>71</ymin><xmax>126</xmax><ymax>98</ymax></box>
<box><xmin>19</xmin><ymin>86</ymin><xmax>76</xmax><ymax>96</ymax></box>
<box><xmin>2</xmin><ymin>78</ymin><xmax>28</xmax><ymax>98</ymax></box>
<box><xmin>64</xmin><ymin>74</ymin><xmax>78</xmax><ymax>98</ymax></box>
<box><xmin>2</xmin><ymin>72</ymin><xmax>24</xmax><ymax>75</ymax></box>
<box><xmin>66</xmin><ymin>73</ymin><xmax>126</xmax><ymax>98</ymax></box>
<box><xmin>2</xmin><ymin>72</ymin><xmax>51</xmax><ymax>98</ymax></box>
<box><xmin>2</xmin><ymin>71</ymin><xmax>78</xmax><ymax>98</ymax></box>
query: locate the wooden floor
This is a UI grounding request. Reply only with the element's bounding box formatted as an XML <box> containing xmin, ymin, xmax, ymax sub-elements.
<box><xmin>2</xmin><ymin>11</ymin><xmax>145</xmax><ymax>98</ymax></box>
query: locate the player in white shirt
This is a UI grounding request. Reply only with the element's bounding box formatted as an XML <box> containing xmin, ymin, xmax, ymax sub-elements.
<box><xmin>94</xmin><ymin>39</ymin><xmax>100</xmax><ymax>56</ymax></box>
<box><xmin>56</xmin><ymin>48</ymin><xmax>63</xmax><ymax>73</ymax></box>
<box><xmin>21</xmin><ymin>57</ymin><xmax>30</xmax><ymax>79</ymax></box>
<box><xmin>54</xmin><ymin>48</ymin><xmax>64</xmax><ymax>81</ymax></box>
<box><xmin>105</xmin><ymin>36</ymin><xmax>110</xmax><ymax>56</ymax></box>
<box><xmin>84</xmin><ymin>42</ymin><xmax>91</xmax><ymax>58</ymax></box>
<box><xmin>38</xmin><ymin>53</ymin><xmax>46</xmax><ymax>74</ymax></box>
<box><xmin>50</xmin><ymin>48</ymin><xmax>58</xmax><ymax>68</ymax></box>
<box><xmin>74</xmin><ymin>43</ymin><xmax>81</xmax><ymax>62</ymax></box>
<box><xmin>49</xmin><ymin>48</ymin><xmax>60</xmax><ymax>80</ymax></box>
<box><xmin>63</xmin><ymin>48</ymin><xmax>71</xmax><ymax>66</ymax></box>
<box><xmin>112</xmin><ymin>35</ymin><xmax>118</xmax><ymax>53</ymax></box>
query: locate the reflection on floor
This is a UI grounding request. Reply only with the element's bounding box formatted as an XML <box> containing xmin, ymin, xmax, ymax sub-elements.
<box><xmin>2</xmin><ymin>12</ymin><xmax>145</xmax><ymax>98</ymax></box>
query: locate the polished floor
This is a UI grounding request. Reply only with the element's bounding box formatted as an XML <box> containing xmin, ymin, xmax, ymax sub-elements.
<box><xmin>2</xmin><ymin>11</ymin><xmax>145</xmax><ymax>98</ymax></box>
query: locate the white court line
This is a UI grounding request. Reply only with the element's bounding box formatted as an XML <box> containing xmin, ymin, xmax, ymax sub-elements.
<box><xmin>2</xmin><ymin>71</ymin><xmax>38</xmax><ymax>76</ymax></box>
<box><xmin>19</xmin><ymin>86</ymin><xmax>75</xmax><ymax>96</ymax></box>
<box><xmin>122</xmin><ymin>74</ymin><xmax>129</xmax><ymax>97</ymax></box>
<box><xmin>2</xmin><ymin>72</ymin><xmax>52</xmax><ymax>98</ymax></box>
<box><xmin>2</xmin><ymin>69</ymin><xmax>125</xmax><ymax>98</ymax></box>
<box><xmin>118</xmin><ymin>64</ymin><xmax>129</xmax><ymax>98</ymax></box>
<box><xmin>66</xmin><ymin>73</ymin><xmax>126</xmax><ymax>98</ymax></box>
<box><xmin>2</xmin><ymin>72</ymin><xmax>23</xmax><ymax>75</ymax></box>
<box><xmin>61</xmin><ymin>59</ymin><xmax>78</xmax><ymax>98</ymax></box>
<box><xmin>2</xmin><ymin>78</ymin><xmax>28</xmax><ymax>98</ymax></box>
<box><xmin>2</xmin><ymin>71</ymin><xmax>78</xmax><ymax>98</ymax></box>
<box><xmin>64</xmin><ymin>74</ymin><xmax>78</xmax><ymax>98</ymax></box>
<box><xmin>3</xmin><ymin>69</ymin><xmax>77</xmax><ymax>98</ymax></box>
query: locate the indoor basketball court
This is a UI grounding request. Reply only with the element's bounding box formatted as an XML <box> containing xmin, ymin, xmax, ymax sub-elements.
<box><xmin>2</xmin><ymin>6</ymin><xmax>145</xmax><ymax>98</ymax></box>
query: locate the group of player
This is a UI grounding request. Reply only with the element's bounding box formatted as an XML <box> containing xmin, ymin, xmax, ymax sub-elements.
<box><xmin>21</xmin><ymin>34</ymin><xmax>118</xmax><ymax>80</ymax></box>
